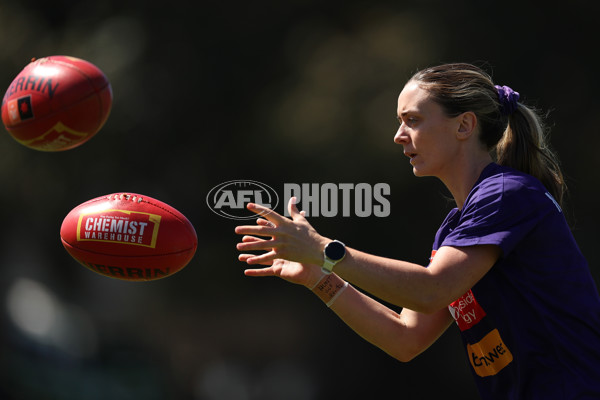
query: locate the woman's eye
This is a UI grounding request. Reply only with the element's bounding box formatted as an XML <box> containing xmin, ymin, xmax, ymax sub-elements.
<box><xmin>397</xmin><ymin>115</ymin><xmax>419</xmax><ymax>127</ymax></box>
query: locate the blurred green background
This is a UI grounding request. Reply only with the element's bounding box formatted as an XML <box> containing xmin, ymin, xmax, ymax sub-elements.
<box><xmin>1</xmin><ymin>1</ymin><xmax>598</xmax><ymax>399</ymax></box>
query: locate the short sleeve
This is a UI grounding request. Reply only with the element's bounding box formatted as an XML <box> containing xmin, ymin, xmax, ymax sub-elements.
<box><xmin>441</xmin><ymin>175</ymin><xmax>553</xmax><ymax>257</ymax></box>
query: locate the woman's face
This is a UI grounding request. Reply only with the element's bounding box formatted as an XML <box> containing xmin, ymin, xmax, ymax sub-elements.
<box><xmin>394</xmin><ymin>81</ymin><xmax>463</xmax><ymax>178</ymax></box>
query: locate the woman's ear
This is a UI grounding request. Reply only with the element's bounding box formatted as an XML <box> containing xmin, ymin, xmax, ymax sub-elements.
<box><xmin>456</xmin><ymin>111</ymin><xmax>477</xmax><ymax>140</ymax></box>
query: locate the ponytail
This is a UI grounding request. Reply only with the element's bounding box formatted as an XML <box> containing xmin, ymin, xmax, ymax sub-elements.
<box><xmin>495</xmin><ymin>105</ymin><xmax>566</xmax><ymax>207</ymax></box>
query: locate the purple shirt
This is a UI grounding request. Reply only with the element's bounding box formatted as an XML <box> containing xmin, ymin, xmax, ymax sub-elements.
<box><xmin>432</xmin><ymin>163</ymin><xmax>600</xmax><ymax>399</ymax></box>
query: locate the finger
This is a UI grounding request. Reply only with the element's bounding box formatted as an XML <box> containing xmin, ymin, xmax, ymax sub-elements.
<box><xmin>246</xmin><ymin>202</ymin><xmax>287</xmax><ymax>225</ymax></box>
<box><xmin>242</xmin><ymin>250</ymin><xmax>277</xmax><ymax>265</ymax></box>
<box><xmin>288</xmin><ymin>196</ymin><xmax>299</xmax><ymax>218</ymax></box>
<box><xmin>238</xmin><ymin>253</ymin><xmax>254</xmax><ymax>262</ymax></box>
<box><xmin>256</xmin><ymin>218</ymin><xmax>275</xmax><ymax>228</ymax></box>
<box><xmin>244</xmin><ymin>266</ymin><xmax>277</xmax><ymax>277</ymax></box>
<box><xmin>236</xmin><ymin>239</ymin><xmax>276</xmax><ymax>252</ymax></box>
<box><xmin>238</xmin><ymin>254</ymin><xmax>273</xmax><ymax>265</ymax></box>
<box><xmin>235</xmin><ymin>225</ymin><xmax>276</xmax><ymax>237</ymax></box>
<box><xmin>241</xmin><ymin>235</ymin><xmax>265</xmax><ymax>243</ymax></box>
<box><xmin>288</xmin><ymin>197</ymin><xmax>306</xmax><ymax>221</ymax></box>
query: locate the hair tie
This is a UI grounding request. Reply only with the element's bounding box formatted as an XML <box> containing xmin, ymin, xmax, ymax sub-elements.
<box><xmin>495</xmin><ymin>85</ymin><xmax>520</xmax><ymax>115</ymax></box>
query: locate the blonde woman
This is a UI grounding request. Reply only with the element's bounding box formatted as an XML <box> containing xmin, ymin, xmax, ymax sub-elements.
<box><xmin>235</xmin><ymin>63</ymin><xmax>600</xmax><ymax>399</ymax></box>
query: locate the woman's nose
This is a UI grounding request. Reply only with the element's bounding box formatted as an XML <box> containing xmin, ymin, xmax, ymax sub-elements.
<box><xmin>394</xmin><ymin>124</ymin><xmax>408</xmax><ymax>145</ymax></box>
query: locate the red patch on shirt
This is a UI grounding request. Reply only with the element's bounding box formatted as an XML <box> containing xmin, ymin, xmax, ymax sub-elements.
<box><xmin>448</xmin><ymin>289</ymin><xmax>487</xmax><ymax>331</ymax></box>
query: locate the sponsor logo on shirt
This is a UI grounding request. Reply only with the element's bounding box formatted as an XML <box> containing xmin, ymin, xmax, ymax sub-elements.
<box><xmin>467</xmin><ymin>329</ymin><xmax>513</xmax><ymax>377</ymax></box>
<box><xmin>448</xmin><ymin>289</ymin><xmax>486</xmax><ymax>331</ymax></box>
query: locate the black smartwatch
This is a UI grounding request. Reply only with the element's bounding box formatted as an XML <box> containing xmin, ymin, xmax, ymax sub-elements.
<box><xmin>322</xmin><ymin>240</ymin><xmax>346</xmax><ymax>274</ymax></box>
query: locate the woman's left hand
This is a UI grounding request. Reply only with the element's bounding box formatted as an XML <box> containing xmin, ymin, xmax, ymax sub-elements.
<box><xmin>239</xmin><ymin>235</ymin><xmax>324</xmax><ymax>288</ymax></box>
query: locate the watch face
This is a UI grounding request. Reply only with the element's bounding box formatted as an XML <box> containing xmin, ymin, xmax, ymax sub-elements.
<box><xmin>325</xmin><ymin>241</ymin><xmax>346</xmax><ymax>260</ymax></box>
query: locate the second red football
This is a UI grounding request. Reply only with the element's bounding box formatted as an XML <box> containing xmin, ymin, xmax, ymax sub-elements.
<box><xmin>1</xmin><ymin>55</ymin><xmax>112</xmax><ymax>151</ymax></box>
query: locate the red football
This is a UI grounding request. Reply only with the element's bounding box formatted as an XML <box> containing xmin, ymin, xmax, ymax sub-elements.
<box><xmin>60</xmin><ymin>193</ymin><xmax>197</xmax><ymax>281</ymax></box>
<box><xmin>1</xmin><ymin>55</ymin><xmax>112</xmax><ymax>151</ymax></box>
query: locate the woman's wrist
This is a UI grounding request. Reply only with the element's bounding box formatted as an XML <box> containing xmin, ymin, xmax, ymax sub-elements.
<box><xmin>311</xmin><ymin>273</ymin><xmax>349</xmax><ymax>307</ymax></box>
<box><xmin>308</xmin><ymin>235</ymin><xmax>333</xmax><ymax>267</ymax></box>
<box><xmin>307</xmin><ymin>271</ymin><xmax>327</xmax><ymax>290</ymax></box>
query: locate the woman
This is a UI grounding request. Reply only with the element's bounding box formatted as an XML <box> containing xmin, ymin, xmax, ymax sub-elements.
<box><xmin>234</xmin><ymin>63</ymin><xmax>600</xmax><ymax>399</ymax></box>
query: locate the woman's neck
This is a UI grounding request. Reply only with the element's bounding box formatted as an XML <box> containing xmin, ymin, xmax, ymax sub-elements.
<box><xmin>442</xmin><ymin>153</ymin><xmax>493</xmax><ymax>210</ymax></box>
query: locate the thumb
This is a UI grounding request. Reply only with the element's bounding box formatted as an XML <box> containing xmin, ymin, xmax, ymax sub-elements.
<box><xmin>288</xmin><ymin>196</ymin><xmax>305</xmax><ymax>221</ymax></box>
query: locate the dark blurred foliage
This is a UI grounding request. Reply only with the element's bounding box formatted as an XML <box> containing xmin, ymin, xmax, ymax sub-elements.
<box><xmin>0</xmin><ymin>0</ymin><xmax>598</xmax><ymax>399</ymax></box>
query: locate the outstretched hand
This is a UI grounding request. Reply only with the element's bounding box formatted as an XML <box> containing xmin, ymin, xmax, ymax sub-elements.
<box><xmin>240</xmin><ymin>236</ymin><xmax>319</xmax><ymax>286</ymax></box>
<box><xmin>235</xmin><ymin>197</ymin><xmax>328</xmax><ymax>287</ymax></box>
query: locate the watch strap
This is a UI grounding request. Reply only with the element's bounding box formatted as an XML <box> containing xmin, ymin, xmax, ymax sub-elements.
<box><xmin>321</xmin><ymin>258</ymin><xmax>336</xmax><ymax>274</ymax></box>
